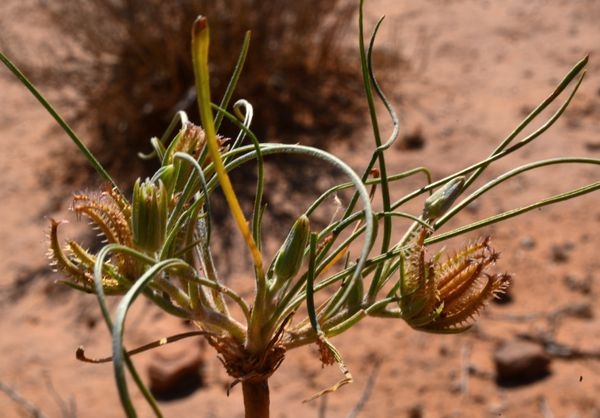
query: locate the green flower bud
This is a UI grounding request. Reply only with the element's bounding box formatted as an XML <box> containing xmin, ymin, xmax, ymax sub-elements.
<box><xmin>156</xmin><ymin>164</ymin><xmax>177</xmax><ymax>193</ymax></box>
<box><xmin>132</xmin><ymin>178</ymin><xmax>168</xmax><ymax>253</ymax></box>
<box><xmin>273</xmin><ymin>215</ymin><xmax>310</xmax><ymax>283</ymax></box>
<box><xmin>423</xmin><ymin>176</ymin><xmax>465</xmax><ymax>221</ymax></box>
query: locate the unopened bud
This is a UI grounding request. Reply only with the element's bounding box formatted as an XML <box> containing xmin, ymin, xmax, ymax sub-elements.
<box><xmin>156</xmin><ymin>164</ymin><xmax>176</xmax><ymax>192</ymax></box>
<box><xmin>423</xmin><ymin>176</ymin><xmax>465</xmax><ymax>221</ymax></box>
<box><xmin>132</xmin><ymin>178</ymin><xmax>168</xmax><ymax>253</ymax></box>
<box><xmin>274</xmin><ymin>215</ymin><xmax>310</xmax><ymax>283</ymax></box>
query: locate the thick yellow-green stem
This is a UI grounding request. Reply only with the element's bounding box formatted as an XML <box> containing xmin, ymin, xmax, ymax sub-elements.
<box><xmin>191</xmin><ymin>21</ymin><xmax>271</xmax><ymax>407</ymax></box>
<box><xmin>191</xmin><ymin>16</ymin><xmax>265</xmax><ymax>281</ymax></box>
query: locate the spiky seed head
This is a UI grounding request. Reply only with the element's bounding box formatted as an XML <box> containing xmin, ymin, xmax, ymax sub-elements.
<box><xmin>47</xmin><ymin>218</ymin><xmax>129</xmax><ymax>294</ymax></box>
<box><xmin>164</xmin><ymin>122</ymin><xmax>206</xmax><ymax>164</ymax></box>
<box><xmin>399</xmin><ymin>233</ymin><xmax>511</xmax><ymax>333</ymax></box>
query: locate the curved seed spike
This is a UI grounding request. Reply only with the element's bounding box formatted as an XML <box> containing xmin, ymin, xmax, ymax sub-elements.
<box><xmin>47</xmin><ymin>219</ymin><xmax>127</xmax><ymax>294</ymax></box>
<box><xmin>47</xmin><ymin>219</ymin><xmax>90</xmax><ymax>285</ymax></box>
<box><xmin>71</xmin><ymin>191</ymin><xmax>133</xmax><ymax>247</ymax></box>
<box><xmin>431</xmin><ymin>273</ymin><xmax>511</xmax><ymax>332</ymax></box>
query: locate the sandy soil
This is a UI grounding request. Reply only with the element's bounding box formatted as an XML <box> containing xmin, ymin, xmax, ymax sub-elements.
<box><xmin>1</xmin><ymin>1</ymin><xmax>599</xmax><ymax>417</ymax></box>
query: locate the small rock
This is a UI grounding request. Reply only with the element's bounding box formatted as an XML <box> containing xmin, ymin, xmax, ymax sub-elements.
<box><xmin>398</xmin><ymin>127</ymin><xmax>426</xmax><ymax>150</ymax></box>
<box><xmin>147</xmin><ymin>342</ymin><xmax>205</xmax><ymax>400</ymax></box>
<box><xmin>493</xmin><ymin>340</ymin><xmax>550</xmax><ymax>386</ymax></box>
<box><xmin>564</xmin><ymin>302</ymin><xmax>594</xmax><ymax>320</ymax></box>
<box><xmin>550</xmin><ymin>242</ymin><xmax>574</xmax><ymax>263</ymax></box>
<box><xmin>584</xmin><ymin>140</ymin><xmax>600</xmax><ymax>151</ymax></box>
<box><xmin>563</xmin><ymin>274</ymin><xmax>592</xmax><ymax>294</ymax></box>
<box><xmin>488</xmin><ymin>400</ymin><xmax>506</xmax><ymax>417</ymax></box>
<box><xmin>407</xmin><ymin>403</ymin><xmax>423</xmax><ymax>418</ymax></box>
<box><xmin>519</xmin><ymin>236</ymin><xmax>536</xmax><ymax>250</ymax></box>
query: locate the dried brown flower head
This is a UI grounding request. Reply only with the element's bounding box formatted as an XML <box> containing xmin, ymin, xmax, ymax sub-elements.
<box><xmin>399</xmin><ymin>230</ymin><xmax>511</xmax><ymax>333</ymax></box>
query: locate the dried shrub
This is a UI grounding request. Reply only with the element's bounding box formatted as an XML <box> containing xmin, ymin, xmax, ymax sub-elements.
<box><xmin>1</xmin><ymin>0</ymin><xmax>361</xmax><ymax>178</ymax></box>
